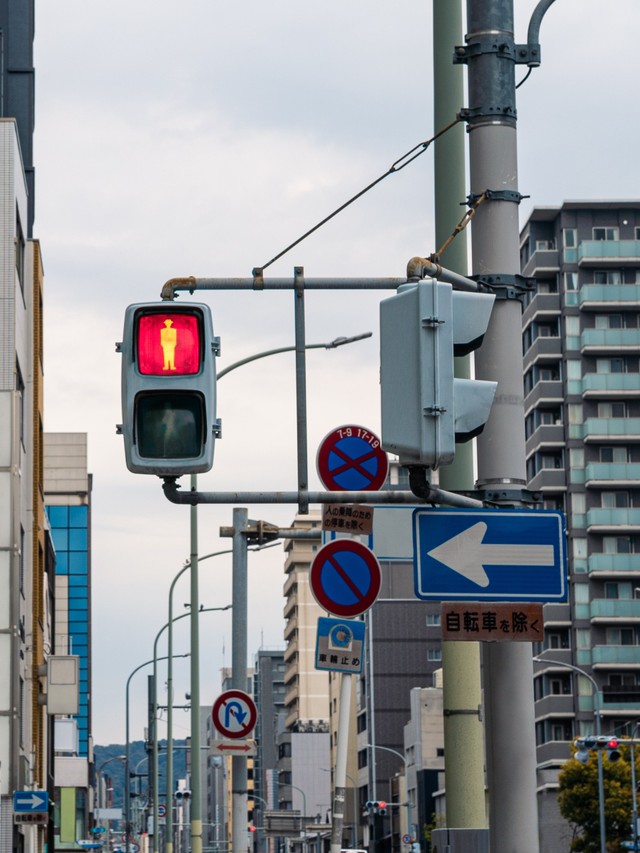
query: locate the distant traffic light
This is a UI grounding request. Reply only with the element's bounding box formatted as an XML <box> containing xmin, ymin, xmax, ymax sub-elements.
<box><xmin>607</xmin><ymin>738</ymin><xmax>621</xmax><ymax>762</ymax></box>
<box><xmin>380</xmin><ymin>280</ymin><xmax>497</xmax><ymax>469</ymax></box>
<box><xmin>174</xmin><ymin>789</ymin><xmax>191</xmax><ymax>801</ymax></box>
<box><xmin>118</xmin><ymin>302</ymin><xmax>221</xmax><ymax>475</ymax></box>
<box><xmin>365</xmin><ymin>800</ymin><xmax>387</xmax><ymax>815</ymax></box>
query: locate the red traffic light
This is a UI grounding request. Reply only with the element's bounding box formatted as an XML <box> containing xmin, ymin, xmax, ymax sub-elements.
<box><xmin>378</xmin><ymin>800</ymin><xmax>387</xmax><ymax>809</ymax></box>
<box><xmin>608</xmin><ymin>738</ymin><xmax>619</xmax><ymax>748</ymax></box>
<box><xmin>249</xmin><ymin>824</ymin><xmax>256</xmax><ymax>833</ymax></box>
<box><xmin>137</xmin><ymin>312</ymin><xmax>201</xmax><ymax>376</ymax></box>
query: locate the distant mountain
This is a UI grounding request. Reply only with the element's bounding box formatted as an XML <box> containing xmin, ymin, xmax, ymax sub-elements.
<box><xmin>95</xmin><ymin>741</ymin><xmax>187</xmax><ymax>809</ymax></box>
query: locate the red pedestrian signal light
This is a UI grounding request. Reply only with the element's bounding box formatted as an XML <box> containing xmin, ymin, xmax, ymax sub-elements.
<box><xmin>137</xmin><ymin>313</ymin><xmax>201</xmax><ymax>375</ymax></box>
<box><xmin>118</xmin><ymin>302</ymin><xmax>221</xmax><ymax>476</ymax></box>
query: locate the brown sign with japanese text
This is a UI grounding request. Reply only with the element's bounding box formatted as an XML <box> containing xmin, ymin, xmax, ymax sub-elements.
<box><xmin>322</xmin><ymin>503</ymin><xmax>373</xmax><ymax>535</ymax></box>
<box><xmin>440</xmin><ymin>602</ymin><xmax>544</xmax><ymax>642</ymax></box>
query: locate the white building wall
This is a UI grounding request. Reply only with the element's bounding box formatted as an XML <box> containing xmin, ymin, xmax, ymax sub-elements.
<box><xmin>0</xmin><ymin>119</ymin><xmax>31</xmax><ymax>807</ymax></box>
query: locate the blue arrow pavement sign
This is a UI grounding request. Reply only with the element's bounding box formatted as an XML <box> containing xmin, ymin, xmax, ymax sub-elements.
<box><xmin>13</xmin><ymin>790</ymin><xmax>49</xmax><ymax>812</ymax></box>
<box><xmin>413</xmin><ymin>508</ymin><xmax>567</xmax><ymax>602</ymax></box>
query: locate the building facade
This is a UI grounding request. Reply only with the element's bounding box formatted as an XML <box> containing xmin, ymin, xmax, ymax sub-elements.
<box><xmin>0</xmin><ymin>115</ymin><xmax>50</xmax><ymax>853</ymax></box>
<box><xmin>520</xmin><ymin>201</ymin><xmax>640</xmax><ymax>848</ymax></box>
<box><xmin>44</xmin><ymin>433</ymin><xmax>93</xmax><ymax>847</ymax></box>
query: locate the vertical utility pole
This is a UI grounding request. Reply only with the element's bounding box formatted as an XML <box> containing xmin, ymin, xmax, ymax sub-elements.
<box><xmin>190</xmin><ymin>476</ymin><xmax>203</xmax><ymax>853</ymax></box>
<box><xmin>463</xmin><ymin>2</ymin><xmax>540</xmax><ymax>851</ymax></box>
<box><xmin>231</xmin><ymin>508</ymin><xmax>249</xmax><ymax>853</ymax></box>
<box><xmin>433</xmin><ymin>0</ymin><xmax>487</xmax><ymax>833</ymax></box>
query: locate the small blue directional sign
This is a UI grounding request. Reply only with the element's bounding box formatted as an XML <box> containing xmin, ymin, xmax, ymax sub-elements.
<box><xmin>13</xmin><ymin>790</ymin><xmax>49</xmax><ymax>813</ymax></box>
<box><xmin>413</xmin><ymin>508</ymin><xmax>567</xmax><ymax>602</ymax></box>
<box><xmin>315</xmin><ymin>617</ymin><xmax>366</xmax><ymax>674</ymax></box>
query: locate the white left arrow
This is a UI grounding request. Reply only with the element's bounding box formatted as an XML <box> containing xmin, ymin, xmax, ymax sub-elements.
<box><xmin>427</xmin><ymin>521</ymin><xmax>555</xmax><ymax>587</ymax></box>
<box><xmin>16</xmin><ymin>792</ymin><xmax>46</xmax><ymax>810</ymax></box>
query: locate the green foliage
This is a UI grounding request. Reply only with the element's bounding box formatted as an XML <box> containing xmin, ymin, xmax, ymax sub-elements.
<box><xmin>558</xmin><ymin>743</ymin><xmax>638</xmax><ymax>853</ymax></box>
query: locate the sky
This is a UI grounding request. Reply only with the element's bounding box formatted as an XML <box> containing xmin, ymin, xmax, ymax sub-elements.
<box><xmin>32</xmin><ymin>0</ymin><xmax>640</xmax><ymax>747</ymax></box>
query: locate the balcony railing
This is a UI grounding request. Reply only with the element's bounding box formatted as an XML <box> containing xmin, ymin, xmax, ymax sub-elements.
<box><xmin>586</xmin><ymin>508</ymin><xmax>640</xmax><ymax>531</ymax></box>
<box><xmin>591</xmin><ymin>645</ymin><xmax>640</xmax><ymax>666</ymax></box>
<box><xmin>580</xmin><ymin>283</ymin><xmax>640</xmax><ymax>308</ymax></box>
<box><xmin>585</xmin><ymin>462</ymin><xmax>640</xmax><ymax>487</ymax></box>
<box><xmin>589</xmin><ymin>599</ymin><xmax>640</xmax><ymax>621</ymax></box>
<box><xmin>582</xmin><ymin>373</ymin><xmax>640</xmax><ymax>397</ymax></box>
<box><xmin>581</xmin><ymin>328</ymin><xmax>640</xmax><ymax>353</ymax></box>
<box><xmin>588</xmin><ymin>553</ymin><xmax>639</xmax><ymax>574</ymax></box>
<box><xmin>578</xmin><ymin>239</ymin><xmax>640</xmax><ymax>265</ymax></box>
<box><xmin>576</xmin><ymin>417</ymin><xmax>640</xmax><ymax>443</ymax></box>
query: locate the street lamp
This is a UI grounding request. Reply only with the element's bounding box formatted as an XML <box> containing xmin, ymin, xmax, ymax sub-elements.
<box><xmin>285</xmin><ymin>782</ymin><xmax>308</xmax><ymax>853</ymax></box>
<box><xmin>124</xmin><ymin>653</ymin><xmax>190</xmax><ymax>838</ymax></box>
<box><xmin>366</xmin><ymin>744</ymin><xmax>413</xmax><ymax>842</ymax></box>
<box><xmin>533</xmin><ymin>656</ymin><xmax>605</xmax><ymax>853</ymax></box>
<box><xmin>151</xmin><ymin>607</ymin><xmax>231</xmax><ymax>853</ymax></box>
<box><xmin>95</xmin><ymin>755</ymin><xmax>126</xmax><ymax>831</ymax></box>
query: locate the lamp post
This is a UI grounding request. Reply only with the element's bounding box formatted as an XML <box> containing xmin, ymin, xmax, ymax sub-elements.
<box><xmin>366</xmin><ymin>744</ymin><xmax>413</xmax><ymax>842</ymax></box>
<box><xmin>165</xmin><ymin>550</ymin><xmax>234</xmax><ymax>853</ymax></box>
<box><xmin>151</xmin><ymin>607</ymin><xmax>231</xmax><ymax>853</ymax></box>
<box><xmin>533</xmin><ymin>656</ymin><xmax>605</xmax><ymax>853</ymax></box>
<box><xmin>95</xmin><ymin>755</ymin><xmax>126</xmax><ymax>830</ymax></box>
<box><xmin>125</xmin><ymin>654</ymin><xmax>190</xmax><ymax>839</ymax></box>
<box><xmin>286</xmin><ymin>783</ymin><xmax>308</xmax><ymax>853</ymax></box>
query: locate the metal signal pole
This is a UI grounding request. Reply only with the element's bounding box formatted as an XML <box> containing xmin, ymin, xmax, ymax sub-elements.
<box><xmin>463</xmin><ymin>2</ymin><xmax>540</xmax><ymax>850</ymax></box>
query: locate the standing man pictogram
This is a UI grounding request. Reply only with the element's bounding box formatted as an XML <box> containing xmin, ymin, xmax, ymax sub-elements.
<box><xmin>160</xmin><ymin>319</ymin><xmax>177</xmax><ymax>370</ymax></box>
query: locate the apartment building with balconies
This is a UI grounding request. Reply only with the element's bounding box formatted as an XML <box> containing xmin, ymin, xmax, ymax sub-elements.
<box><xmin>520</xmin><ymin>202</ymin><xmax>640</xmax><ymax>837</ymax></box>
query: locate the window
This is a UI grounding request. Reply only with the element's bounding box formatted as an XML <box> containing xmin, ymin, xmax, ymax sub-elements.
<box><xmin>427</xmin><ymin>648</ymin><xmax>442</xmax><ymax>662</ymax></box>
<box><xmin>596</xmin><ymin>358</ymin><xmax>625</xmax><ymax>373</ymax></box>
<box><xmin>598</xmin><ymin>401</ymin><xmax>627</xmax><ymax>418</ymax></box>
<box><xmin>594</xmin><ymin>270</ymin><xmax>622</xmax><ymax>284</ymax></box>
<box><xmin>547</xmin><ymin>631</ymin><xmax>569</xmax><ymax>650</ymax></box>
<box><xmin>568</xmin><ymin>404</ymin><xmax>583</xmax><ymax>424</ymax></box>
<box><xmin>606</xmin><ymin>627</ymin><xmax>637</xmax><ymax>645</ymax></box>
<box><xmin>563</xmin><ymin>229</ymin><xmax>577</xmax><ymax>248</ymax></box>
<box><xmin>357</xmin><ymin>750</ymin><xmax>368</xmax><ymax>769</ymax></box>
<box><xmin>571</xmin><ymin>493</ymin><xmax>586</xmax><ymax>515</ymax></box>
<box><xmin>602</xmin><ymin>536</ymin><xmax>632</xmax><ymax>554</ymax></box>
<box><xmin>576</xmin><ymin>628</ymin><xmax>591</xmax><ymax>649</ymax></box>
<box><xmin>599</xmin><ymin>446</ymin><xmax>628</xmax><ymax>463</ymax></box>
<box><xmin>565</xmin><ymin>316</ymin><xmax>580</xmax><ymax>336</ymax></box>
<box><xmin>15</xmin><ymin>361</ymin><xmax>25</xmax><ymax>447</ymax></box>
<box><xmin>564</xmin><ymin>272</ymin><xmax>578</xmax><ymax>291</ymax></box>
<box><xmin>15</xmin><ymin>208</ymin><xmax>24</xmax><ymax>294</ymax></box>
<box><xmin>595</xmin><ymin>314</ymin><xmax>623</xmax><ymax>329</ymax></box>
<box><xmin>536</xmin><ymin>240</ymin><xmax>555</xmax><ymax>251</ymax></box>
<box><xmin>570</xmin><ymin>448</ymin><xmax>584</xmax><ymax>469</ymax></box>
<box><xmin>601</xmin><ymin>491</ymin><xmax>630</xmax><ymax>509</ymax></box>
<box><xmin>604</xmin><ymin>582</ymin><xmax>632</xmax><ymax>600</ymax></box>
<box><xmin>426</xmin><ymin>613</ymin><xmax>441</xmax><ymax>627</ymax></box>
<box><xmin>593</xmin><ymin>227</ymin><xmax>619</xmax><ymax>241</ymax></box>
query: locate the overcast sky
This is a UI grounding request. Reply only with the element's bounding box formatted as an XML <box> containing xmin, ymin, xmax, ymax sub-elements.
<box><xmin>33</xmin><ymin>0</ymin><xmax>639</xmax><ymax>746</ymax></box>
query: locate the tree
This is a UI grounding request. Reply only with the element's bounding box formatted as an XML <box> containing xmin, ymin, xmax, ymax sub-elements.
<box><xmin>558</xmin><ymin>743</ymin><xmax>637</xmax><ymax>853</ymax></box>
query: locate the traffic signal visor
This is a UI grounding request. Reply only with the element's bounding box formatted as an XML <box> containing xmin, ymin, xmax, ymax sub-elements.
<box><xmin>119</xmin><ymin>302</ymin><xmax>220</xmax><ymax>476</ymax></box>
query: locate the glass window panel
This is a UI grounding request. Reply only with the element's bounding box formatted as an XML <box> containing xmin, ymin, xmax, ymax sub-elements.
<box><xmin>55</xmin><ymin>552</ymin><xmax>69</xmax><ymax>574</ymax></box>
<box><xmin>51</xmin><ymin>528</ymin><xmax>69</xmax><ymax>551</ymax></box>
<box><xmin>68</xmin><ymin>552</ymin><xmax>88</xmax><ymax>574</ymax></box>
<box><xmin>69</xmin><ymin>529</ymin><xmax>88</xmax><ymax>550</ymax></box>
<box><xmin>69</xmin><ymin>506</ymin><xmax>88</xmax><ymax>528</ymax></box>
<box><xmin>47</xmin><ymin>506</ymin><xmax>68</xmax><ymax>527</ymax></box>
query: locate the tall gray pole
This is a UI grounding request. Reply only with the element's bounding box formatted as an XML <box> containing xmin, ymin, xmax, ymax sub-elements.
<box><xmin>434</xmin><ymin>0</ymin><xmax>487</xmax><ymax>832</ymax></box>
<box><xmin>231</xmin><ymin>508</ymin><xmax>249</xmax><ymax>853</ymax></box>
<box><xmin>464</xmin><ymin>2</ymin><xmax>539</xmax><ymax>850</ymax></box>
<box><xmin>189</xmin><ymin>475</ymin><xmax>203</xmax><ymax>853</ymax></box>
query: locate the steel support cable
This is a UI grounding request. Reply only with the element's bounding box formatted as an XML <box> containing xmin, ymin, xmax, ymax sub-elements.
<box><xmin>257</xmin><ymin>116</ymin><xmax>463</xmax><ymax>273</ymax></box>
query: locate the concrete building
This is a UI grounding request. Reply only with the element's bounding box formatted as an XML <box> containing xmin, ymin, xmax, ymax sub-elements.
<box><xmin>0</xmin><ymin>114</ymin><xmax>49</xmax><ymax>853</ymax></box>
<box><xmin>520</xmin><ymin>201</ymin><xmax>640</xmax><ymax>850</ymax></box>
<box><xmin>280</xmin><ymin>514</ymin><xmax>332</xmax><ymax>846</ymax></box>
<box><xmin>44</xmin><ymin>433</ymin><xmax>93</xmax><ymax>847</ymax></box>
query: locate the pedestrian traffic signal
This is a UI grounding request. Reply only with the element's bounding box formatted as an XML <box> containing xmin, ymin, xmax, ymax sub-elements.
<box><xmin>118</xmin><ymin>302</ymin><xmax>221</xmax><ymax>475</ymax></box>
<box><xmin>380</xmin><ymin>280</ymin><xmax>497</xmax><ymax>468</ymax></box>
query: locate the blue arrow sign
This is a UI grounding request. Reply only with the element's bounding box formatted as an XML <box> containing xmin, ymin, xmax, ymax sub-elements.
<box><xmin>13</xmin><ymin>790</ymin><xmax>49</xmax><ymax>813</ymax></box>
<box><xmin>413</xmin><ymin>508</ymin><xmax>567</xmax><ymax>602</ymax></box>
